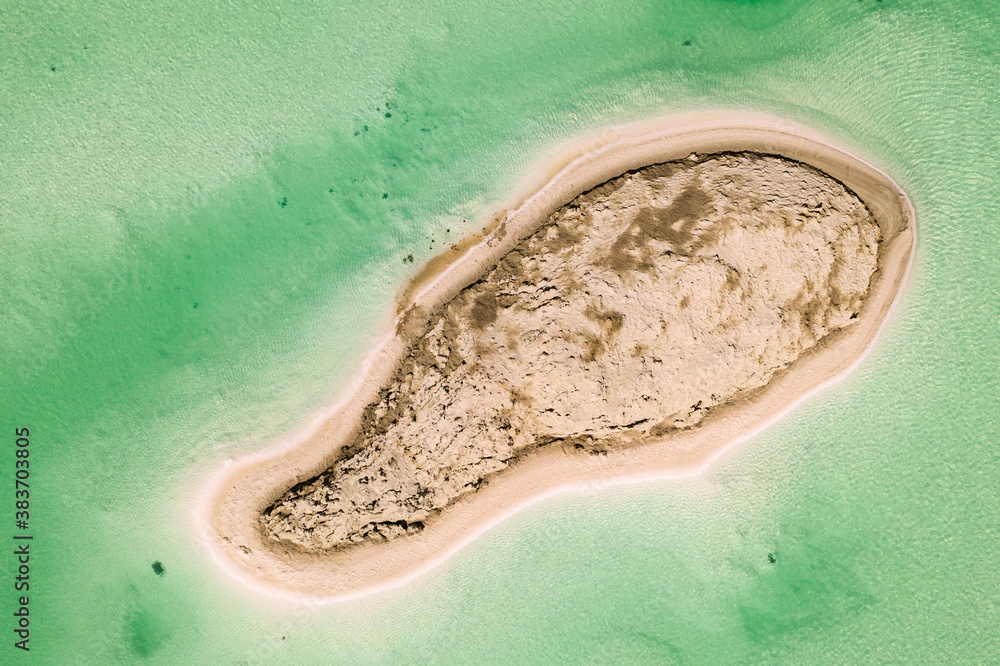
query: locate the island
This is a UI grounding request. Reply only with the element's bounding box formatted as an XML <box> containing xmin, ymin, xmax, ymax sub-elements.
<box><xmin>202</xmin><ymin>112</ymin><xmax>915</xmax><ymax>599</ymax></box>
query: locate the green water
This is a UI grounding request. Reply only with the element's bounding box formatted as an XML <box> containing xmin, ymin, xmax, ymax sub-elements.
<box><xmin>2</xmin><ymin>0</ymin><xmax>998</xmax><ymax>663</ymax></box>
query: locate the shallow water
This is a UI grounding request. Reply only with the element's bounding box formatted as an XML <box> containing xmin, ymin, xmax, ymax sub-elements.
<box><xmin>1</xmin><ymin>0</ymin><xmax>998</xmax><ymax>663</ymax></box>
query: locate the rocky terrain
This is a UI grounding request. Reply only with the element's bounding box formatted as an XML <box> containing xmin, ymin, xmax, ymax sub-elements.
<box><xmin>261</xmin><ymin>152</ymin><xmax>881</xmax><ymax>551</ymax></box>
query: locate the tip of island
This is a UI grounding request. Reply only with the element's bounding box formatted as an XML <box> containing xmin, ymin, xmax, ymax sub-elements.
<box><xmin>201</xmin><ymin>111</ymin><xmax>915</xmax><ymax>600</ymax></box>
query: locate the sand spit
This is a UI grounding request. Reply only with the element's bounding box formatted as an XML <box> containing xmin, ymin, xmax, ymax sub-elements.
<box><xmin>206</xmin><ymin>112</ymin><xmax>915</xmax><ymax>599</ymax></box>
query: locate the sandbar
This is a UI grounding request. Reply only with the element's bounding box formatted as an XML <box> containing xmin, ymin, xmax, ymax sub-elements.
<box><xmin>203</xmin><ymin>111</ymin><xmax>915</xmax><ymax>600</ymax></box>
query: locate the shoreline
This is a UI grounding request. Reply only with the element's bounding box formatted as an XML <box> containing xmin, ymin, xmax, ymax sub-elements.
<box><xmin>198</xmin><ymin>111</ymin><xmax>916</xmax><ymax>601</ymax></box>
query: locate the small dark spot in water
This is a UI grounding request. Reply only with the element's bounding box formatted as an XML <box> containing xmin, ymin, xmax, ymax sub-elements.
<box><xmin>767</xmin><ymin>553</ymin><xmax>776</xmax><ymax>564</ymax></box>
<box><xmin>683</xmin><ymin>40</ymin><xmax>692</xmax><ymax>46</ymax></box>
<box><xmin>446</xmin><ymin>228</ymin><xmax>450</xmax><ymax>233</ymax></box>
<box><xmin>382</xmin><ymin>193</ymin><xmax>388</xmax><ymax>199</ymax></box>
<box><xmin>84</xmin><ymin>45</ymin><xmax>89</xmax><ymax>50</ymax></box>
<box><xmin>279</xmin><ymin>197</ymin><xmax>287</xmax><ymax>208</ymax></box>
<box><xmin>193</xmin><ymin>303</ymin><xmax>198</xmax><ymax>309</ymax></box>
<box><xmin>282</xmin><ymin>636</ymin><xmax>286</xmax><ymax>640</ymax></box>
<box><xmin>363</xmin><ymin>125</ymin><xmax>369</xmax><ymax>131</ymax></box>
<box><xmin>406</xmin><ymin>254</ymin><xmax>414</xmax><ymax>263</ymax></box>
<box><xmin>329</xmin><ymin>188</ymin><xmax>334</xmax><ymax>193</ymax></box>
<box><xmin>354</xmin><ymin>130</ymin><xmax>359</xmax><ymax>136</ymax></box>
<box><xmin>152</xmin><ymin>561</ymin><xmax>165</xmax><ymax>576</ymax></box>
<box><xmin>50</xmin><ymin>65</ymin><xmax>57</xmax><ymax>72</ymax></box>
<box><xmin>385</xmin><ymin>112</ymin><xmax>392</xmax><ymax>118</ymax></box>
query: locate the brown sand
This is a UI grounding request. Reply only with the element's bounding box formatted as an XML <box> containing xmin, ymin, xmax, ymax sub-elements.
<box><xmin>203</xmin><ymin>111</ymin><xmax>915</xmax><ymax>599</ymax></box>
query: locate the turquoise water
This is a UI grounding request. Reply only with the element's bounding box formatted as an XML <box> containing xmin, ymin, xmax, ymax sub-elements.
<box><xmin>2</xmin><ymin>0</ymin><xmax>998</xmax><ymax>662</ymax></box>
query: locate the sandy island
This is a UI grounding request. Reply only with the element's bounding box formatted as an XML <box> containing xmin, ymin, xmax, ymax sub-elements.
<box><xmin>203</xmin><ymin>111</ymin><xmax>915</xmax><ymax>600</ymax></box>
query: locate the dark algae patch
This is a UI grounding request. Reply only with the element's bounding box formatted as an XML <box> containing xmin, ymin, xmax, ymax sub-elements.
<box><xmin>151</xmin><ymin>561</ymin><xmax>165</xmax><ymax>576</ymax></box>
<box><xmin>124</xmin><ymin>605</ymin><xmax>168</xmax><ymax>659</ymax></box>
<box><xmin>739</xmin><ymin>517</ymin><xmax>876</xmax><ymax>645</ymax></box>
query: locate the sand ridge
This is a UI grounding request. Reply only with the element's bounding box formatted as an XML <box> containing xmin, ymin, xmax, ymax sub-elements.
<box><xmin>202</xmin><ymin>111</ymin><xmax>915</xmax><ymax>600</ymax></box>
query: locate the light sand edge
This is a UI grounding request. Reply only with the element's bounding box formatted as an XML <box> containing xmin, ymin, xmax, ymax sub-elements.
<box><xmin>200</xmin><ymin>111</ymin><xmax>916</xmax><ymax>601</ymax></box>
